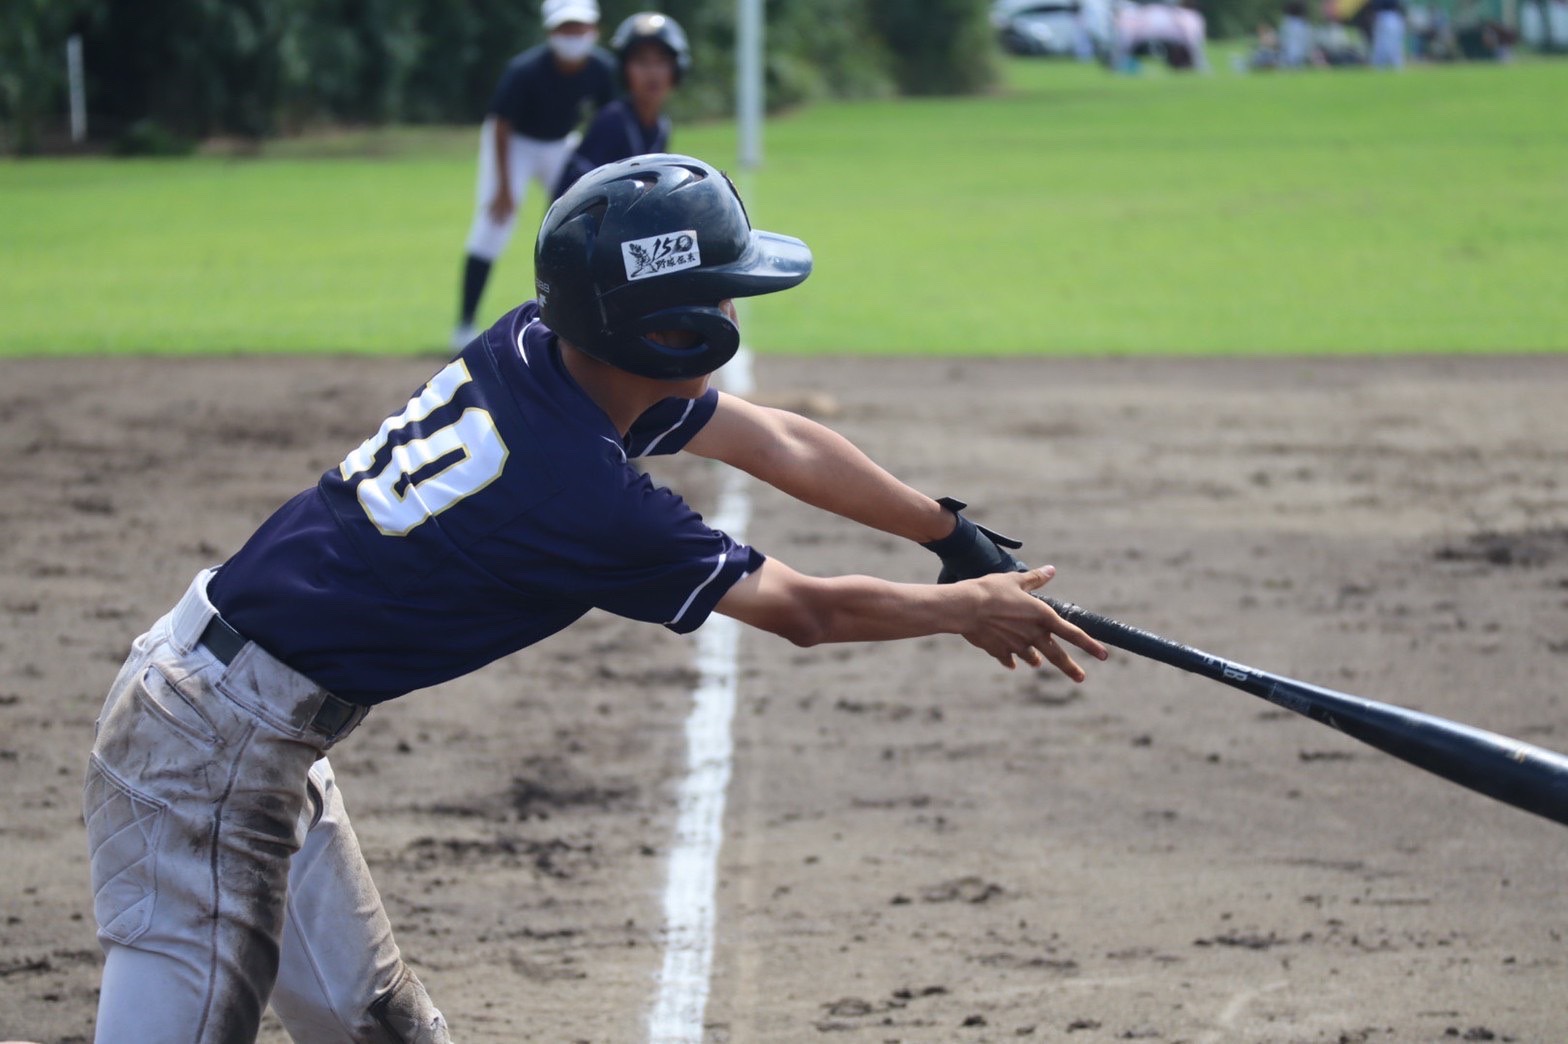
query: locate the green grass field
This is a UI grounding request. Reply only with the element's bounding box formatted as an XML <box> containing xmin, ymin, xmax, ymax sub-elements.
<box><xmin>2</xmin><ymin>58</ymin><xmax>1565</xmax><ymax>356</ymax></box>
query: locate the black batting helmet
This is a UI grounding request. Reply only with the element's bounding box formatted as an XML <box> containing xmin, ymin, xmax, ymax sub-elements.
<box><xmin>534</xmin><ymin>154</ymin><xmax>812</xmax><ymax>380</ymax></box>
<box><xmin>610</xmin><ymin>11</ymin><xmax>691</xmax><ymax>83</ymax></box>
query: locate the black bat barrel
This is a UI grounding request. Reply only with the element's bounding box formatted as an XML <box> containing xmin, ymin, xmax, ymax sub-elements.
<box><xmin>1042</xmin><ymin>596</ymin><xmax>1568</xmax><ymax>829</ymax></box>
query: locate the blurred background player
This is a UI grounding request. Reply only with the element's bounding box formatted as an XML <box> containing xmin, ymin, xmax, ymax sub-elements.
<box><xmin>452</xmin><ymin>0</ymin><xmax>615</xmax><ymax>352</ymax></box>
<box><xmin>553</xmin><ymin>12</ymin><xmax>690</xmax><ymax>200</ymax></box>
<box><xmin>1280</xmin><ymin>1</ymin><xmax>1317</xmax><ymax>64</ymax></box>
<box><xmin>1370</xmin><ymin>0</ymin><xmax>1409</xmax><ymax>65</ymax></box>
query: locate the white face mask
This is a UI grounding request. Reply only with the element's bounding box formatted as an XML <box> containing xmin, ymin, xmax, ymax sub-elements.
<box><xmin>549</xmin><ymin>31</ymin><xmax>597</xmax><ymax>62</ymax></box>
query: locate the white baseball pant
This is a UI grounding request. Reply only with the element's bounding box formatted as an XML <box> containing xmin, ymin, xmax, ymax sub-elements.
<box><xmin>463</xmin><ymin>118</ymin><xmax>580</xmax><ymax>262</ymax></box>
<box><xmin>84</xmin><ymin>570</ymin><xmax>450</xmax><ymax>1043</ymax></box>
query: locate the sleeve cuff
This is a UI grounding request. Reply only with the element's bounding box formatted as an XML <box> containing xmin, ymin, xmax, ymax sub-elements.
<box><xmin>663</xmin><ymin>545</ymin><xmax>765</xmax><ymax>635</ymax></box>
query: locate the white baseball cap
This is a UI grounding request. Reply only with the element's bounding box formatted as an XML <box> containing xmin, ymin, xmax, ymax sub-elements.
<box><xmin>542</xmin><ymin>0</ymin><xmax>600</xmax><ymax>29</ymax></box>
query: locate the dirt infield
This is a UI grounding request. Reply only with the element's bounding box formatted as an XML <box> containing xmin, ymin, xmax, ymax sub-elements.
<box><xmin>2</xmin><ymin>354</ymin><xmax>1565</xmax><ymax>1043</ymax></box>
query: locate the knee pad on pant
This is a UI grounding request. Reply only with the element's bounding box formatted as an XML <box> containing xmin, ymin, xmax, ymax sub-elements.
<box><xmin>368</xmin><ymin>963</ymin><xmax>451</xmax><ymax>1044</ymax></box>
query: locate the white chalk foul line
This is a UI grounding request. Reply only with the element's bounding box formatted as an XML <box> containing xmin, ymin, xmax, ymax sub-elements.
<box><xmin>647</xmin><ymin>348</ymin><xmax>754</xmax><ymax>1044</ymax></box>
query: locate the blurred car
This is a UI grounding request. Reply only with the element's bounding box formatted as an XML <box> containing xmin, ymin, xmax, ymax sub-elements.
<box><xmin>991</xmin><ymin>0</ymin><xmax>1086</xmax><ymax>55</ymax></box>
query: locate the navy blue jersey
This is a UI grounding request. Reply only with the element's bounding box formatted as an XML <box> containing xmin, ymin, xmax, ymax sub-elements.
<box><xmin>553</xmin><ymin>99</ymin><xmax>671</xmax><ymax>200</ymax></box>
<box><xmin>208</xmin><ymin>302</ymin><xmax>762</xmax><ymax>705</ymax></box>
<box><xmin>488</xmin><ymin>45</ymin><xmax>616</xmax><ymax>141</ymax></box>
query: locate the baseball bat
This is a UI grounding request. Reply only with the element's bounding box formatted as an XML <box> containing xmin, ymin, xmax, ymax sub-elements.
<box><xmin>1038</xmin><ymin>595</ymin><xmax>1568</xmax><ymax>828</ymax></box>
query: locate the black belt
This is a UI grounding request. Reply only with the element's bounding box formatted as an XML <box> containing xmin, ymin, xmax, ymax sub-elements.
<box><xmin>198</xmin><ymin>614</ymin><xmax>363</xmax><ymax>740</ymax></box>
<box><xmin>198</xmin><ymin>612</ymin><xmax>248</xmax><ymax>665</ymax></box>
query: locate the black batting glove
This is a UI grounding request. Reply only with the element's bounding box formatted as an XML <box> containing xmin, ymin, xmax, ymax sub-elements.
<box><xmin>921</xmin><ymin>497</ymin><xmax>1028</xmax><ymax>583</ymax></box>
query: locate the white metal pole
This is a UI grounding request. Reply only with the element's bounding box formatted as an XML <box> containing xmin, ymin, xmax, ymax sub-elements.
<box><xmin>736</xmin><ymin>0</ymin><xmax>763</xmax><ymax>169</ymax></box>
<box><xmin>67</xmin><ymin>34</ymin><xmax>87</xmax><ymax>144</ymax></box>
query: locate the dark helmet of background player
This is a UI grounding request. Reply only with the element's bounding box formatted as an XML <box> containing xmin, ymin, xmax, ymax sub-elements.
<box><xmin>534</xmin><ymin>153</ymin><xmax>812</xmax><ymax>380</ymax></box>
<box><xmin>610</xmin><ymin>12</ymin><xmax>691</xmax><ymax>85</ymax></box>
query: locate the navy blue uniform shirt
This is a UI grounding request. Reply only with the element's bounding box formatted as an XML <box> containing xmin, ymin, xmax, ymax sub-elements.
<box><xmin>208</xmin><ymin>302</ymin><xmax>763</xmax><ymax>705</ymax></box>
<box><xmin>554</xmin><ymin>99</ymin><xmax>671</xmax><ymax>200</ymax></box>
<box><xmin>488</xmin><ymin>44</ymin><xmax>616</xmax><ymax>141</ymax></box>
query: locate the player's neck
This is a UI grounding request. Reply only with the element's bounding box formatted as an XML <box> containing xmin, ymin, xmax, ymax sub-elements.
<box><xmin>560</xmin><ymin>342</ymin><xmax>697</xmax><ymax>435</ymax></box>
<box><xmin>631</xmin><ymin>95</ymin><xmax>662</xmax><ymax>126</ymax></box>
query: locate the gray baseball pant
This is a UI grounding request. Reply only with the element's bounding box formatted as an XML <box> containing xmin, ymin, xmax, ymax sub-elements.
<box><xmin>84</xmin><ymin>570</ymin><xmax>450</xmax><ymax>1043</ymax></box>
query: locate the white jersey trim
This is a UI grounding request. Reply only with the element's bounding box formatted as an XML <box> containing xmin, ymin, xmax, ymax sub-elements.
<box><xmin>665</xmin><ymin>548</ymin><xmax>729</xmax><ymax>629</ymax></box>
<box><xmin>515</xmin><ymin>317</ymin><xmax>539</xmax><ymax>362</ymax></box>
<box><xmin>634</xmin><ymin>398</ymin><xmax>697</xmax><ymax>459</ymax></box>
<box><xmin>601</xmin><ymin>436</ymin><xmax>629</xmax><ymax>463</ymax></box>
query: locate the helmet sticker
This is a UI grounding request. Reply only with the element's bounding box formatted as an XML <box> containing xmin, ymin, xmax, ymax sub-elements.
<box><xmin>622</xmin><ymin>231</ymin><xmax>701</xmax><ymax>281</ymax></box>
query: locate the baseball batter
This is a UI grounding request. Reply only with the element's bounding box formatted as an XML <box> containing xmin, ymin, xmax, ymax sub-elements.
<box><xmin>84</xmin><ymin>154</ymin><xmax>1106</xmax><ymax>1042</ymax></box>
<box><xmin>453</xmin><ymin>0</ymin><xmax>615</xmax><ymax>353</ymax></box>
<box><xmin>553</xmin><ymin>11</ymin><xmax>688</xmax><ymax>200</ymax></box>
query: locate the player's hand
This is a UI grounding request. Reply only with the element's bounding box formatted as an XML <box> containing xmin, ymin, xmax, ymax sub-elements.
<box><xmin>961</xmin><ymin>566</ymin><xmax>1107</xmax><ymax>679</ymax></box>
<box><xmin>489</xmin><ymin>188</ymin><xmax>516</xmax><ymax>223</ymax></box>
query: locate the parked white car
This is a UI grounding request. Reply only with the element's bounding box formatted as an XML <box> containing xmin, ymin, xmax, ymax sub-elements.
<box><xmin>991</xmin><ymin>0</ymin><xmax>1110</xmax><ymax>57</ymax></box>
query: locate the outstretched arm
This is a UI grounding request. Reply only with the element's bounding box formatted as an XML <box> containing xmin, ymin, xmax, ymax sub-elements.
<box><xmin>715</xmin><ymin>558</ymin><xmax>1106</xmax><ymax>679</ymax></box>
<box><xmin>682</xmin><ymin>392</ymin><xmax>957</xmax><ymax>544</ymax></box>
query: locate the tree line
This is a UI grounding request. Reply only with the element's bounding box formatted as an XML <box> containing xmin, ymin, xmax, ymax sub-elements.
<box><xmin>4</xmin><ymin>0</ymin><xmax>1400</xmax><ymax>156</ymax></box>
<box><xmin>0</xmin><ymin>0</ymin><xmax>996</xmax><ymax>155</ymax></box>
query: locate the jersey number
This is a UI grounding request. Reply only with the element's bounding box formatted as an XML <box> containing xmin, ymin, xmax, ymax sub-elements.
<box><xmin>338</xmin><ymin>361</ymin><xmax>509</xmax><ymax>536</ymax></box>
